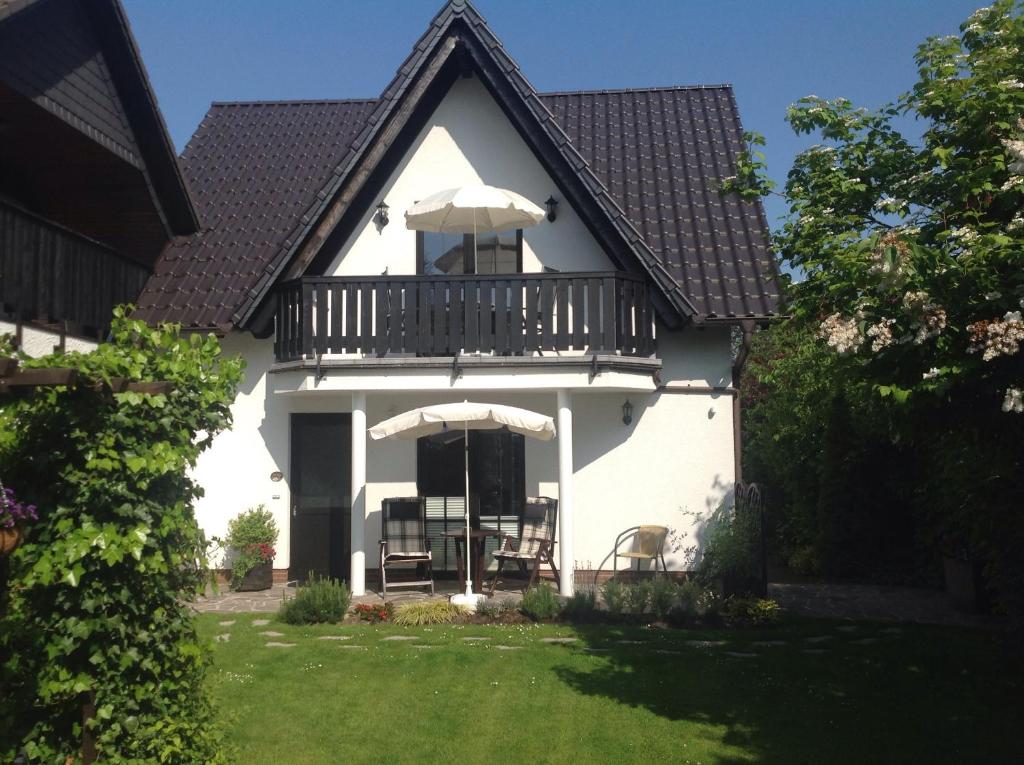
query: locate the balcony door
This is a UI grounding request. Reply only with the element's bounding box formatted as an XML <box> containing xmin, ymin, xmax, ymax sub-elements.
<box><xmin>417</xmin><ymin>230</ymin><xmax>522</xmax><ymax>275</ymax></box>
<box><xmin>289</xmin><ymin>414</ymin><xmax>350</xmax><ymax>583</ymax></box>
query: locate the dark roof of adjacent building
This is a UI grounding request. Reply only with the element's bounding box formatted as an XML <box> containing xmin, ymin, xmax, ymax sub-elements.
<box><xmin>0</xmin><ymin>0</ymin><xmax>198</xmax><ymax>258</ymax></box>
<box><xmin>135</xmin><ymin>0</ymin><xmax>778</xmax><ymax>330</ymax></box>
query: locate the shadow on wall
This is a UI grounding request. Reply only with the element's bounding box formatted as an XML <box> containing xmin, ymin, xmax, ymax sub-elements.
<box><xmin>585</xmin><ymin>473</ymin><xmax>735</xmax><ymax>581</ymax></box>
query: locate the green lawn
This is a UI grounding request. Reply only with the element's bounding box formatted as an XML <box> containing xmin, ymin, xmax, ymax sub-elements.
<box><xmin>197</xmin><ymin>613</ymin><xmax>1021</xmax><ymax>764</ymax></box>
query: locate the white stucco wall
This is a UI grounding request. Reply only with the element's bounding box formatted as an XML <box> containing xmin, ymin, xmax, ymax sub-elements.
<box><xmin>325</xmin><ymin>75</ymin><xmax>614</xmax><ymax>277</ymax></box>
<box><xmin>189</xmin><ymin>73</ymin><xmax>738</xmax><ymax>580</ymax></box>
<box><xmin>194</xmin><ymin>328</ymin><xmax>734</xmax><ymax>575</ymax></box>
<box><xmin>0</xmin><ymin>321</ymin><xmax>98</xmax><ymax>357</ymax></box>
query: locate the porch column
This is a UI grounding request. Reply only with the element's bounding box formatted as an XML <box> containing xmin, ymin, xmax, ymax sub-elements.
<box><xmin>556</xmin><ymin>389</ymin><xmax>574</xmax><ymax>596</ymax></box>
<box><xmin>350</xmin><ymin>392</ymin><xmax>367</xmax><ymax>596</ymax></box>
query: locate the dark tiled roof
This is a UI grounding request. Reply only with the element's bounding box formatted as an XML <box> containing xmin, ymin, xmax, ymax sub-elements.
<box><xmin>542</xmin><ymin>86</ymin><xmax>777</xmax><ymax>318</ymax></box>
<box><xmin>139</xmin><ymin>99</ymin><xmax>376</xmax><ymax>328</ymax></box>
<box><xmin>135</xmin><ymin>4</ymin><xmax>777</xmax><ymax>329</ymax></box>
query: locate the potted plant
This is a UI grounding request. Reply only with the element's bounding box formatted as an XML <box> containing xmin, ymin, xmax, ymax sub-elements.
<box><xmin>1</xmin><ymin>482</ymin><xmax>37</xmax><ymax>557</ymax></box>
<box><xmin>225</xmin><ymin>505</ymin><xmax>278</xmax><ymax>591</ymax></box>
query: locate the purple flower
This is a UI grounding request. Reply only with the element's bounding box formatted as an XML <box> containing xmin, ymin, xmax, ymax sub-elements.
<box><xmin>0</xmin><ymin>485</ymin><xmax>38</xmax><ymax>527</ymax></box>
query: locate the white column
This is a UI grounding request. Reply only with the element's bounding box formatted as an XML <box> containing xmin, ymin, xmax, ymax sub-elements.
<box><xmin>350</xmin><ymin>392</ymin><xmax>367</xmax><ymax>596</ymax></box>
<box><xmin>556</xmin><ymin>389</ymin><xmax>575</xmax><ymax>597</ymax></box>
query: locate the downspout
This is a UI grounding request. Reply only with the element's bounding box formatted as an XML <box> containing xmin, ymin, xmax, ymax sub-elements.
<box><xmin>731</xmin><ymin>320</ymin><xmax>757</xmax><ymax>484</ymax></box>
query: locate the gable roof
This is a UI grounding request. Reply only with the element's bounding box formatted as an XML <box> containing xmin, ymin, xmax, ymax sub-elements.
<box><xmin>135</xmin><ymin>0</ymin><xmax>778</xmax><ymax>331</ymax></box>
<box><xmin>0</xmin><ymin>0</ymin><xmax>198</xmax><ymax>240</ymax></box>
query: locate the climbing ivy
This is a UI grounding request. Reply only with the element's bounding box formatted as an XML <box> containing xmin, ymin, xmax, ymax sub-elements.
<box><xmin>0</xmin><ymin>308</ymin><xmax>244</xmax><ymax>763</ymax></box>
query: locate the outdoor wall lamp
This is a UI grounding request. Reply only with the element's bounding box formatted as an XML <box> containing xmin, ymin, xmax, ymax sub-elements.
<box><xmin>376</xmin><ymin>200</ymin><xmax>390</xmax><ymax>227</ymax></box>
<box><xmin>622</xmin><ymin>399</ymin><xmax>633</xmax><ymax>426</ymax></box>
<box><xmin>545</xmin><ymin>195</ymin><xmax>558</xmax><ymax>222</ymax></box>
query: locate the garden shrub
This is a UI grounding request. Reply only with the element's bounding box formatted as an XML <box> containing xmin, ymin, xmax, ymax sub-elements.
<box><xmin>0</xmin><ymin>310</ymin><xmax>243</xmax><ymax>763</ymax></box>
<box><xmin>623</xmin><ymin>581</ymin><xmax>651</xmax><ymax>615</ymax></box>
<box><xmin>278</xmin><ymin>575</ymin><xmax>351</xmax><ymax>625</ymax></box>
<box><xmin>600</xmin><ymin>578</ymin><xmax>626</xmax><ymax>617</ymax></box>
<box><xmin>392</xmin><ymin>601</ymin><xmax>465</xmax><ymax>626</ymax></box>
<box><xmin>720</xmin><ymin>596</ymin><xmax>781</xmax><ymax>628</ymax></box>
<box><xmin>224</xmin><ymin>505</ymin><xmax>278</xmax><ymax>589</ymax></box>
<box><xmin>475</xmin><ymin>597</ymin><xmax>519</xmax><ymax>618</ymax></box>
<box><xmin>561</xmin><ymin>588</ymin><xmax>598</xmax><ymax>622</ymax></box>
<box><xmin>697</xmin><ymin>499</ymin><xmax>763</xmax><ymax>596</ymax></box>
<box><xmin>519</xmin><ymin>583</ymin><xmax>561</xmax><ymax>620</ymax></box>
<box><xmin>648</xmin><ymin>578</ymin><xmax>677</xmax><ymax>620</ymax></box>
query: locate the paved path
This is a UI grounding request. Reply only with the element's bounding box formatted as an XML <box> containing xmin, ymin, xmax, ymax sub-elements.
<box><xmin>769</xmin><ymin>581</ymin><xmax>990</xmax><ymax>627</ymax></box>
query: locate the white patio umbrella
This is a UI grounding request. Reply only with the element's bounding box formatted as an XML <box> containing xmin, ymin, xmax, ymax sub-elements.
<box><xmin>369</xmin><ymin>401</ymin><xmax>555</xmax><ymax>608</ymax></box>
<box><xmin>405</xmin><ymin>184</ymin><xmax>545</xmax><ymax>272</ymax></box>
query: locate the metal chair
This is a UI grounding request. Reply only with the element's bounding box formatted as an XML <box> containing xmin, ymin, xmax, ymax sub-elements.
<box><xmin>489</xmin><ymin>497</ymin><xmax>559</xmax><ymax>593</ymax></box>
<box><xmin>612</xmin><ymin>525</ymin><xmax>668</xmax><ymax>580</ymax></box>
<box><xmin>379</xmin><ymin>497</ymin><xmax>434</xmax><ymax>596</ymax></box>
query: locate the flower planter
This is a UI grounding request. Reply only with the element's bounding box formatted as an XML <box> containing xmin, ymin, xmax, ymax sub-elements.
<box><xmin>235</xmin><ymin>560</ymin><xmax>273</xmax><ymax>592</ymax></box>
<box><xmin>0</xmin><ymin>525</ymin><xmax>23</xmax><ymax>557</ymax></box>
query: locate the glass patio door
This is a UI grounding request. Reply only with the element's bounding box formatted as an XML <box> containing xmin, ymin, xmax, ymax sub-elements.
<box><xmin>289</xmin><ymin>414</ymin><xmax>351</xmax><ymax>583</ymax></box>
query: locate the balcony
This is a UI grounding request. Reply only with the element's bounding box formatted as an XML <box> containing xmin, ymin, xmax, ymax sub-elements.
<box><xmin>0</xmin><ymin>199</ymin><xmax>149</xmax><ymax>336</ymax></box>
<box><xmin>274</xmin><ymin>272</ymin><xmax>655</xmax><ymax>363</ymax></box>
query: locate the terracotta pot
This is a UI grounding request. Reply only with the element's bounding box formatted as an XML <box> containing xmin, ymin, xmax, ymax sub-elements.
<box><xmin>0</xmin><ymin>525</ymin><xmax>23</xmax><ymax>556</ymax></box>
<box><xmin>235</xmin><ymin>560</ymin><xmax>273</xmax><ymax>592</ymax></box>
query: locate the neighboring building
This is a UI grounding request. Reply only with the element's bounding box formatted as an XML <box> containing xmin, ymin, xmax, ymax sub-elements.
<box><xmin>0</xmin><ymin>0</ymin><xmax>197</xmax><ymax>355</ymax></box>
<box><xmin>134</xmin><ymin>0</ymin><xmax>779</xmax><ymax>595</ymax></box>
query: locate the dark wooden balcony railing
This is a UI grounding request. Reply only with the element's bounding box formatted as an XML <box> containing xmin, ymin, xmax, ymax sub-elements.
<box><xmin>0</xmin><ymin>199</ymin><xmax>149</xmax><ymax>335</ymax></box>
<box><xmin>274</xmin><ymin>272</ymin><xmax>655</xmax><ymax>362</ymax></box>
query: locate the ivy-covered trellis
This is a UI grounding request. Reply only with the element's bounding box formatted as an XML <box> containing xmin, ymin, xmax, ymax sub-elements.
<box><xmin>0</xmin><ymin>308</ymin><xmax>244</xmax><ymax>764</ymax></box>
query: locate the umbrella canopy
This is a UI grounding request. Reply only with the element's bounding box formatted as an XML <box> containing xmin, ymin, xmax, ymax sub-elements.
<box><xmin>370</xmin><ymin>401</ymin><xmax>556</xmax><ymax>442</ymax></box>
<box><xmin>404</xmin><ymin>184</ymin><xmax>545</xmax><ymax>234</ymax></box>
<box><xmin>369</xmin><ymin>401</ymin><xmax>556</xmax><ymax>606</ymax></box>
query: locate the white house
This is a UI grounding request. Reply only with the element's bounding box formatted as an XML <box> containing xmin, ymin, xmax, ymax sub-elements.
<box><xmin>134</xmin><ymin>0</ymin><xmax>779</xmax><ymax>596</ymax></box>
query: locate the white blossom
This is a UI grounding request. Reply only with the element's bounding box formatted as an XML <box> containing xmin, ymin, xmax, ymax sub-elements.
<box><xmin>949</xmin><ymin>226</ymin><xmax>980</xmax><ymax>244</ymax></box>
<box><xmin>1002</xmin><ymin>138</ymin><xmax>1024</xmax><ymax>174</ymax></box>
<box><xmin>999</xmin><ymin>79</ymin><xmax>1024</xmax><ymax>90</ymax></box>
<box><xmin>1002</xmin><ymin>387</ymin><xmax>1023</xmax><ymax>414</ymax></box>
<box><xmin>903</xmin><ymin>291</ymin><xmax>948</xmax><ymax>343</ymax></box>
<box><xmin>923</xmin><ymin>368</ymin><xmax>941</xmax><ymax>380</ymax></box>
<box><xmin>1000</xmin><ymin>175</ymin><xmax>1024</xmax><ymax>191</ymax></box>
<box><xmin>818</xmin><ymin>313</ymin><xmax>864</xmax><ymax>354</ymax></box>
<box><xmin>968</xmin><ymin>311</ymin><xmax>1024</xmax><ymax>361</ymax></box>
<box><xmin>867</xmin><ymin>318</ymin><xmax>896</xmax><ymax>351</ymax></box>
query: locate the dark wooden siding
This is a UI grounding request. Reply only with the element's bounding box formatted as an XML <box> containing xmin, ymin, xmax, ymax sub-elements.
<box><xmin>0</xmin><ymin>199</ymin><xmax>149</xmax><ymax>335</ymax></box>
<box><xmin>0</xmin><ymin>0</ymin><xmax>142</xmax><ymax>168</ymax></box>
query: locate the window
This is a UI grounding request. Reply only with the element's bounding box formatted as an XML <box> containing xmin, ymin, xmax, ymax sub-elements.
<box><xmin>417</xmin><ymin>230</ymin><xmax>522</xmax><ymax>275</ymax></box>
<box><xmin>416</xmin><ymin>429</ymin><xmax>525</xmax><ymax>571</ymax></box>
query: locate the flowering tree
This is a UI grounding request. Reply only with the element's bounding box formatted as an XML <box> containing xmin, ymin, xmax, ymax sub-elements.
<box><xmin>730</xmin><ymin>1</ymin><xmax>1024</xmax><ymax>625</ymax></box>
<box><xmin>732</xmin><ymin>0</ymin><xmax>1023</xmax><ymax>411</ymax></box>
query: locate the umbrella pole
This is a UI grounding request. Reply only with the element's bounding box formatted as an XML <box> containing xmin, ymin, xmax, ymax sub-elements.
<box><xmin>464</xmin><ymin>420</ymin><xmax>473</xmax><ymax>597</ymax></box>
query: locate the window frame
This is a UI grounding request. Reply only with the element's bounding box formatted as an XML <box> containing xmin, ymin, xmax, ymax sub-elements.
<box><xmin>416</xmin><ymin>229</ymin><xmax>523</xmax><ymax>275</ymax></box>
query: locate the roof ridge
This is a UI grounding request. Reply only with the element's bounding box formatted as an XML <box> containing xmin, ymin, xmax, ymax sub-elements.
<box><xmin>209</xmin><ymin>98</ymin><xmax>378</xmax><ymax>107</ymax></box>
<box><xmin>539</xmin><ymin>84</ymin><xmax>733</xmax><ymax>97</ymax></box>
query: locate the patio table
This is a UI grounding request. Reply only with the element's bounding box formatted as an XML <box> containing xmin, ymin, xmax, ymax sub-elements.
<box><xmin>444</xmin><ymin>528</ymin><xmax>500</xmax><ymax>594</ymax></box>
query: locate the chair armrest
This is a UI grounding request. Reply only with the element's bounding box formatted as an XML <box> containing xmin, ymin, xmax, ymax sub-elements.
<box><xmin>613</xmin><ymin>526</ymin><xmax>641</xmax><ymax>553</ymax></box>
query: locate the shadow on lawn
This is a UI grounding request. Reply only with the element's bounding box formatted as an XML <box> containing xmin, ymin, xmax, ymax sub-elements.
<box><xmin>552</xmin><ymin>622</ymin><xmax>1021</xmax><ymax>765</ymax></box>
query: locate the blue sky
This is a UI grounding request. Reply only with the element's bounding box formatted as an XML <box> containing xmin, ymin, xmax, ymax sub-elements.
<box><xmin>123</xmin><ymin>0</ymin><xmax>982</xmax><ymax>228</ymax></box>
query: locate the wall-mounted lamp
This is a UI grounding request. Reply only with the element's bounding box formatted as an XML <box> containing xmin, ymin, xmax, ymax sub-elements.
<box><xmin>376</xmin><ymin>201</ymin><xmax>390</xmax><ymax>227</ymax></box>
<box><xmin>622</xmin><ymin>399</ymin><xmax>633</xmax><ymax>426</ymax></box>
<box><xmin>545</xmin><ymin>195</ymin><xmax>558</xmax><ymax>222</ymax></box>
